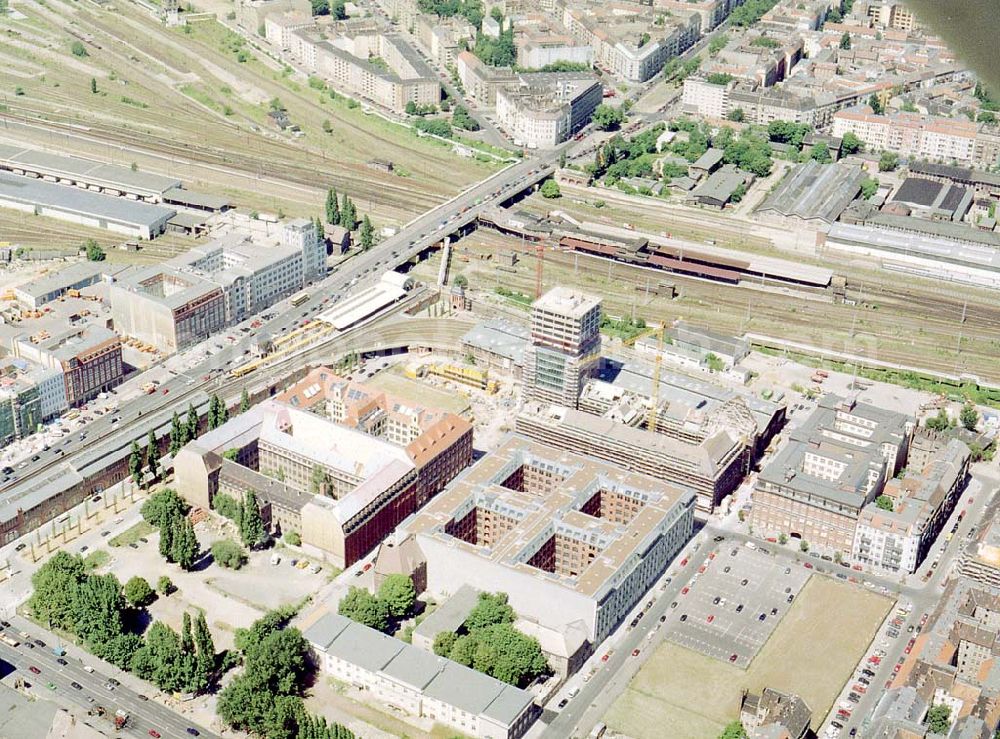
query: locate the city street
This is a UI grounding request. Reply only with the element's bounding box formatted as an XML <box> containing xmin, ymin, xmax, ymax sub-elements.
<box><xmin>0</xmin><ymin>615</ymin><xmax>218</xmax><ymax>738</ymax></box>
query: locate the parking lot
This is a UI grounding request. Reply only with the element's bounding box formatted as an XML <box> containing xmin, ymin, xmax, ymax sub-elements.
<box><xmin>667</xmin><ymin>542</ymin><xmax>811</xmax><ymax>668</ymax></box>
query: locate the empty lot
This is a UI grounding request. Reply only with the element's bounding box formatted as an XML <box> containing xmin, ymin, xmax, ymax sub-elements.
<box><xmin>604</xmin><ymin>576</ymin><xmax>892</xmax><ymax>739</ymax></box>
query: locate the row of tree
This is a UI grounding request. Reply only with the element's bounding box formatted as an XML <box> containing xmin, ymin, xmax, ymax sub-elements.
<box><xmin>28</xmin><ymin>552</ymin><xmax>218</xmax><ymax>695</ymax></box>
<box><xmin>324</xmin><ymin>189</ymin><xmax>375</xmax><ymax>250</ymax></box>
<box><xmin>218</xmin><ymin>606</ymin><xmax>354</xmax><ymax>739</ymax></box>
<box><xmin>338</xmin><ymin>574</ymin><xmax>417</xmax><ymax>633</ymax></box>
<box><xmin>431</xmin><ymin>592</ymin><xmax>548</xmax><ymax>687</ymax></box>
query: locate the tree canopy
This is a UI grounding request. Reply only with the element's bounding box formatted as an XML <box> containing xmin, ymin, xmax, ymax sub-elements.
<box><xmin>592</xmin><ymin>104</ymin><xmax>625</xmax><ymax>132</ymax></box>
<box><xmin>212</xmin><ymin>539</ymin><xmax>248</xmax><ymax>570</ymax></box>
<box><xmin>124</xmin><ymin>576</ymin><xmax>156</xmax><ymax>608</ymax></box>
<box><xmin>377</xmin><ymin>575</ymin><xmax>417</xmax><ymax>619</ymax></box>
<box><xmin>338</xmin><ymin>587</ymin><xmax>390</xmax><ymax>632</ymax></box>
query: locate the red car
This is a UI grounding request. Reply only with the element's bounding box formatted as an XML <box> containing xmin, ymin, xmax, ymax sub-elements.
<box><xmin>149</xmin><ymin>732</ymin><xmax>162</xmax><ymax>738</ymax></box>
<box><xmin>893</xmin><ymin>664</ymin><xmax>902</xmax><ymax>674</ymax></box>
<box><xmin>631</xmin><ymin>649</ymin><xmax>640</xmax><ymax>657</ymax></box>
<box><xmin>680</xmin><ymin>558</ymin><xmax>688</xmax><ymax>566</ymax></box>
<box><xmin>698</xmin><ymin>566</ymin><xmax>706</xmax><ymax>574</ymax></box>
<box><xmin>681</xmin><ymin>587</ymin><xmax>689</xmax><ymax>595</ymax></box>
<box><xmin>804</xmin><ymin>562</ymin><xmax>814</xmax><ymax>569</ymax></box>
<box><xmin>707</xmin><ymin>614</ymin><xmax>715</xmax><ymax>623</ymax></box>
<box><xmin>729</xmin><ymin>654</ymin><xmax>738</xmax><ymax>662</ymax></box>
<box><xmin>852</xmin><ymin>564</ymin><xmax>863</xmax><ymax>571</ymax></box>
<box><xmin>28</xmin><ymin>666</ymin><xmax>40</xmax><ymax>675</ymax></box>
<box><xmin>601</xmin><ymin>653</ymin><xmax>610</xmax><ymax>662</ymax></box>
<box><xmin>708</xmin><ymin>552</ymin><xmax>716</xmax><ymax>560</ymax></box>
<box><xmin>362</xmin><ymin>563</ymin><xmax>372</xmax><ymax>572</ymax></box>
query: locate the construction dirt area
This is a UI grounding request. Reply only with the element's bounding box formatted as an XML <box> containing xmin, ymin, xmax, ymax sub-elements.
<box><xmin>413</xmin><ymin>208</ymin><xmax>1000</xmax><ymax>385</ymax></box>
<box><xmin>0</xmin><ymin>0</ymin><xmax>498</xmax><ymax>231</ymax></box>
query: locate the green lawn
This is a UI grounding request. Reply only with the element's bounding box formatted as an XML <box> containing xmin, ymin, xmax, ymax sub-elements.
<box><xmin>109</xmin><ymin>521</ymin><xmax>156</xmax><ymax>548</ymax></box>
<box><xmin>604</xmin><ymin>577</ymin><xmax>892</xmax><ymax>738</ymax></box>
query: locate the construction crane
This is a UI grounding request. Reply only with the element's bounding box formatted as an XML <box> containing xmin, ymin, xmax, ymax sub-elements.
<box><xmin>647</xmin><ymin>326</ymin><xmax>665</xmax><ymax>431</ymax></box>
<box><xmin>535</xmin><ymin>241</ymin><xmax>545</xmax><ymax>299</ymax></box>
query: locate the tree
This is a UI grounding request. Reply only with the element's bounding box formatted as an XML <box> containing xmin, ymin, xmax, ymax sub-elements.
<box><xmin>719</xmin><ymin>721</ymin><xmax>748</xmax><ymax>739</ymax></box>
<box><xmin>447</xmin><ymin>623</ymin><xmax>547</xmax><ymax>686</ymax></box>
<box><xmin>141</xmin><ymin>489</ymin><xmax>188</xmax><ymax>529</ymax></box>
<box><xmin>925</xmin><ymin>407</ymin><xmax>950</xmax><ymax>431</ymax></box>
<box><xmin>240</xmin><ymin>387</ymin><xmax>250</xmax><ymax>413</ymax></box>
<box><xmin>540</xmin><ymin>179</ymin><xmax>561</xmax><ymax>199</ymax></box>
<box><xmin>339</xmin><ymin>194</ymin><xmax>356</xmax><ymax>230</ymax></box>
<box><xmin>592</xmin><ymin>104</ymin><xmax>625</xmax><ymax>131</ymax></box>
<box><xmin>124</xmin><ymin>576</ymin><xmax>155</xmax><ymax>608</ymax></box>
<box><xmin>171</xmin><ymin>516</ymin><xmax>200</xmax><ymax>570</ymax></box>
<box><xmin>799</xmin><ymin>540</ymin><xmax>809</xmax><ymax>552</ymax></box>
<box><xmin>310</xmin><ymin>0</ymin><xmax>328</xmax><ymax>15</ymax></box>
<box><xmin>157</xmin><ymin>575</ymin><xmax>174</xmax><ymax>595</ymax></box>
<box><xmin>339</xmin><ymin>586</ymin><xmax>390</xmax><ymax>632</ymax></box>
<box><xmin>83</xmin><ymin>238</ymin><xmax>105</xmax><ymax>261</ymax></box>
<box><xmin>839</xmin><ymin>32</ymin><xmax>852</xmax><ymax>49</ymax></box>
<box><xmin>841</xmin><ymin>131</ymin><xmax>864</xmax><ymax>154</ymax></box>
<box><xmin>452</xmin><ymin>105</ymin><xmax>480</xmax><ymax>131</ymax></box>
<box><xmin>453</xmin><ymin>273</ymin><xmax>468</xmax><ymax>289</ymax></box>
<box><xmin>159</xmin><ymin>516</ymin><xmax>175</xmax><ymax>561</ymax></box>
<box><xmin>778</xmin><ymin>533</ymin><xmax>788</xmax><ymax>545</ymax></box>
<box><xmin>309</xmin><ymin>465</ymin><xmax>330</xmax><ymax>495</ymax></box>
<box><xmin>464</xmin><ymin>592</ymin><xmax>515</xmax><ymax>631</ymax></box>
<box><xmin>433</xmin><ymin>631</ymin><xmax>457</xmax><ymax>656</ymax></box>
<box><xmin>169</xmin><ymin>411</ymin><xmax>185</xmax><ymax>454</ymax></box>
<box><xmin>146</xmin><ymin>430</ymin><xmax>159</xmax><ymax>481</ymax></box>
<box><xmin>212</xmin><ymin>539</ymin><xmax>248</xmax><ymax>570</ymax></box>
<box><xmin>878</xmin><ymin>151</ymin><xmax>898</xmax><ymax>172</ymax></box>
<box><xmin>727</xmin><ymin>108</ymin><xmax>745</xmax><ymax>122</ymax></box>
<box><xmin>28</xmin><ymin>552</ymin><xmax>87</xmax><ymax>629</ymax></box>
<box><xmin>128</xmin><ymin>440</ymin><xmax>143</xmax><ymax>486</ymax></box>
<box><xmin>359</xmin><ymin>215</ymin><xmax>374</xmax><ymax>250</ymax></box>
<box><xmin>325</xmin><ymin>188</ymin><xmax>340</xmax><ymax>226</ymax></box>
<box><xmin>71</xmin><ymin>40</ymin><xmax>88</xmax><ymax>57</ymax></box>
<box><xmin>181</xmin><ymin>612</ymin><xmax>195</xmax><ymax>655</ymax></box>
<box><xmin>860</xmin><ymin>176</ymin><xmax>879</xmax><ymax>199</ymax></box>
<box><xmin>705</xmin><ymin>353</ymin><xmax>725</xmax><ymax>372</ymax></box>
<box><xmin>867</xmin><ymin>93</ymin><xmax>884</xmax><ymax>115</ymax></box>
<box><xmin>925</xmin><ymin>704</ymin><xmax>951</xmax><ymax>734</ymax></box>
<box><xmin>766</xmin><ymin>120</ymin><xmax>811</xmax><ymax>149</ymax></box>
<box><xmin>90</xmin><ymin>77</ymin><xmax>98</xmax><ymax>95</ymax></box>
<box><xmin>961</xmin><ymin>403</ymin><xmax>979</xmax><ymax>431</ymax></box>
<box><xmin>284</xmin><ymin>531</ymin><xmax>301</xmax><ymax>546</ymax></box>
<box><xmin>875</xmin><ymin>495</ymin><xmax>894</xmax><ymax>512</ymax></box>
<box><xmin>72</xmin><ymin>573</ymin><xmax>126</xmax><ymax>654</ymax></box>
<box><xmin>378</xmin><ymin>575</ymin><xmax>416</xmax><ymax>619</ymax></box>
<box><xmin>809</xmin><ymin>141</ymin><xmax>832</xmax><ymax>163</ymax></box>
<box><xmin>187</xmin><ymin>403</ymin><xmax>199</xmax><ymax>440</ymax></box>
<box><xmin>240</xmin><ymin>492</ymin><xmax>265</xmax><ymax>548</ymax></box>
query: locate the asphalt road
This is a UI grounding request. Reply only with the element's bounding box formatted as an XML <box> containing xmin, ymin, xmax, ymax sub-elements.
<box><xmin>1</xmin><ymin>616</ymin><xmax>218</xmax><ymax>738</ymax></box>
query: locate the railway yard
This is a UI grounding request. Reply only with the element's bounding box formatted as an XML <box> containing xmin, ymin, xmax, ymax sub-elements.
<box><xmin>0</xmin><ymin>0</ymin><xmax>496</xmax><ymax>229</ymax></box>
<box><xmin>428</xmin><ymin>213</ymin><xmax>1000</xmax><ymax>384</ymax></box>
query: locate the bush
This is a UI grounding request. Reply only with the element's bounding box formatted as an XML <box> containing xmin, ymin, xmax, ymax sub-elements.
<box><xmin>156</xmin><ymin>575</ymin><xmax>174</xmax><ymax>595</ymax></box>
<box><xmin>124</xmin><ymin>576</ymin><xmax>155</xmax><ymax>608</ymax></box>
<box><xmin>284</xmin><ymin>531</ymin><xmax>301</xmax><ymax>546</ymax></box>
<box><xmin>71</xmin><ymin>41</ymin><xmax>88</xmax><ymax>57</ymax></box>
<box><xmin>540</xmin><ymin>179</ymin><xmax>561</xmax><ymax>199</ymax></box>
<box><xmin>211</xmin><ymin>539</ymin><xmax>247</xmax><ymax>570</ymax></box>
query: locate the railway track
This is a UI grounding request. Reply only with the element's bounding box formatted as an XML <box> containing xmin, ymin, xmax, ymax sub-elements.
<box><xmin>458</xmin><ymin>229</ymin><xmax>1000</xmax><ymax>382</ymax></box>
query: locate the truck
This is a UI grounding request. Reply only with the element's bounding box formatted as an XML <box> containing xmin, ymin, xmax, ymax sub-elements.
<box><xmin>87</xmin><ymin>707</ymin><xmax>127</xmax><ymax>731</ymax></box>
<box><xmin>113</xmin><ymin>709</ymin><xmax>128</xmax><ymax>730</ymax></box>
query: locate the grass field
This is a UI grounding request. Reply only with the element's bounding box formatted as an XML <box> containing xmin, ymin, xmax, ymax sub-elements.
<box><xmin>603</xmin><ymin>577</ymin><xmax>892</xmax><ymax>739</ymax></box>
<box><xmin>109</xmin><ymin>521</ymin><xmax>155</xmax><ymax>548</ymax></box>
<box><xmin>367</xmin><ymin>369</ymin><xmax>472</xmax><ymax>417</ymax></box>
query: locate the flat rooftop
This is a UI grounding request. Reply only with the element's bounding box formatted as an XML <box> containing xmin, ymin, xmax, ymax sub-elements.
<box><xmin>403</xmin><ymin>434</ymin><xmax>695</xmax><ymax>600</ymax></box>
<box><xmin>532</xmin><ymin>286</ymin><xmax>601</xmax><ymax>318</ymax></box>
<box><xmin>0</xmin><ymin>171</ymin><xmax>176</xmax><ymax>227</ymax></box>
<box><xmin>0</xmin><ymin>143</ymin><xmax>181</xmax><ymax>196</ymax></box>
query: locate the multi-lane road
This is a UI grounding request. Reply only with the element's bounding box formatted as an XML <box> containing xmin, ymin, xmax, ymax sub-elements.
<box><xmin>0</xmin><ymin>616</ymin><xmax>218</xmax><ymax>738</ymax></box>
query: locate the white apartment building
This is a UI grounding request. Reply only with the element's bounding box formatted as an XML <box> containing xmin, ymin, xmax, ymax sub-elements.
<box><xmin>303</xmin><ymin>611</ymin><xmax>538</xmax><ymax>739</ymax></box>
<box><xmin>832</xmin><ymin>110</ymin><xmax>979</xmax><ymax>164</ymax></box>
<box><xmin>682</xmin><ymin>77</ymin><xmax>731</xmax><ymax>120</ymax></box>
<box><xmin>495</xmin><ymin>76</ymin><xmax>601</xmax><ymax>149</ymax></box>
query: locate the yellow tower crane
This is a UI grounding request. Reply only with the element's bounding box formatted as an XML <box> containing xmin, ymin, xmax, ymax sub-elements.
<box><xmin>647</xmin><ymin>325</ymin><xmax>665</xmax><ymax>432</ymax></box>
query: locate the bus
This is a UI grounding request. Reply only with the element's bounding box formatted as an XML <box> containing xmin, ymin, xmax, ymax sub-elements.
<box><xmin>1</xmin><ymin>634</ymin><xmax>21</xmax><ymax>648</ymax></box>
<box><xmin>290</xmin><ymin>291</ymin><xmax>310</xmax><ymax>308</ymax></box>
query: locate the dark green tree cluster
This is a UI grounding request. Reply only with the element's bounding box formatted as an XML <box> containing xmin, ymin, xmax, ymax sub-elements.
<box><xmin>875</xmin><ymin>494</ymin><xmax>894</xmax><ymax>512</ymax></box>
<box><xmin>451</xmin><ymin>105</ymin><xmax>479</xmax><ymax>131</ymax></box>
<box><xmin>213</xmin><ymin>491</ymin><xmax>242</xmax><ymax>522</ymax></box>
<box><xmin>961</xmin><ymin>403</ymin><xmax>979</xmax><ymax>431</ymax></box>
<box><xmin>662</xmin><ymin>55</ymin><xmax>701</xmax><ymax>83</ymax></box>
<box><xmin>473</xmin><ymin>24</ymin><xmax>515</xmax><ymax>68</ymax></box>
<box><xmin>124</xmin><ymin>575</ymin><xmax>156</xmax><ymax>608</ymax></box>
<box><xmin>338</xmin><ymin>575</ymin><xmax>416</xmax><ymax>633</ymax></box>
<box><xmin>417</xmin><ymin>0</ymin><xmax>483</xmax><ymax>26</ymax></box>
<box><xmin>240</xmin><ymin>387</ymin><xmax>251</xmax><ymax>413</ymax></box>
<box><xmin>729</xmin><ymin>0</ymin><xmax>780</xmax><ymax>27</ymax></box>
<box><xmin>359</xmin><ymin>215</ymin><xmax>375</xmax><ymax>251</ymax></box>
<box><xmin>142</xmin><ymin>489</ymin><xmax>199</xmax><ymax>570</ymax></box>
<box><xmin>208</xmin><ymin>394</ymin><xmax>229</xmax><ymax>430</ymax></box>
<box><xmin>809</xmin><ymin>141</ymin><xmax>832</xmax><ymax>163</ymax></box>
<box><xmin>715</xmin><ymin>127</ymin><xmax>773</xmax><ymax>176</ymax></box>
<box><xmin>414</xmin><ymin>117</ymin><xmax>453</xmax><ymax>138</ymax></box>
<box><xmin>841</xmin><ymin>131</ymin><xmax>864</xmax><ymax>154</ymax></box>
<box><xmin>169</xmin><ymin>409</ymin><xmax>193</xmax><ymax>455</ymax></box>
<box><xmin>924</xmin><ymin>704</ymin><xmax>951</xmax><ymax>734</ymax></box>
<box><xmin>211</xmin><ymin>539</ymin><xmax>248</xmax><ymax>570</ymax></box>
<box><xmin>590</xmin><ymin>123</ymin><xmax>665</xmax><ymax>183</ymax></box>
<box><xmin>325</xmin><ymin>188</ymin><xmax>360</xmax><ymax>231</ymax></box>
<box><xmin>432</xmin><ymin>592</ymin><xmax>546</xmax><ymax>687</ymax></box>
<box><xmin>718</xmin><ymin>721</ymin><xmax>748</xmax><ymax>739</ymax></box>
<box><xmin>592</xmin><ymin>104</ymin><xmax>625</xmax><ymax>132</ymax></box>
<box><xmin>868</xmin><ymin>92</ymin><xmax>884</xmax><ymax>115</ymax></box>
<box><xmin>219</xmin><ymin>608</ymin><xmax>354</xmax><ymax>739</ymax></box>
<box><xmin>706</xmin><ymin>72</ymin><xmax>734</xmax><ymax>86</ymax></box>
<box><xmin>131</xmin><ymin>611</ymin><xmax>217</xmax><ymax>694</ymax></box>
<box><xmin>404</xmin><ymin>100</ymin><xmax>437</xmax><ymax>116</ymax></box>
<box><xmin>878</xmin><ymin>151</ymin><xmax>898</xmax><ymax>172</ymax></box>
<box><xmin>766</xmin><ymin>120</ymin><xmax>812</xmax><ymax>149</ymax></box>
<box><xmin>310</xmin><ymin>0</ymin><xmax>345</xmax><ymax>18</ymax></box>
<box><xmin>860</xmin><ymin>176</ymin><xmax>879</xmax><ymax>199</ymax></box>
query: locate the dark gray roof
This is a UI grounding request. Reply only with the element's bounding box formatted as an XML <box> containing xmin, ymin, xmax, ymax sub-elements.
<box><xmin>423</xmin><ymin>661</ymin><xmax>535</xmax><ymax>724</ymax></box>
<box><xmin>690</xmin><ymin>147</ymin><xmax>724</xmax><ymax>172</ymax></box>
<box><xmin>693</xmin><ymin>165</ymin><xmax>745</xmax><ymax>204</ymax></box>
<box><xmin>756</xmin><ymin>160</ymin><xmax>865</xmax><ymax>223</ymax></box>
<box><xmin>0</xmin><ymin>172</ymin><xmax>175</xmax><ymax>227</ymax></box>
<box><xmin>324</xmin><ymin>619</ymin><xmax>404</xmax><ymax>672</ymax></box>
<box><xmin>908</xmin><ymin>161</ymin><xmax>1000</xmax><ymax>188</ymax></box>
<box><xmin>411</xmin><ymin>584</ymin><xmax>481</xmax><ymax>644</ymax></box>
<box><xmin>893</xmin><ymin>177</ymin><xmax>948</xmax><ymax>208</ymax></box>
<box><xmin>461</xmin><ymin>319</ymin><xmax>530</xmax><ymax>365</ymax></box>
<box><xmin>162</xmin><ymin>188</ymin><xmax>231</xmax><ymax>210</ymax></box>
